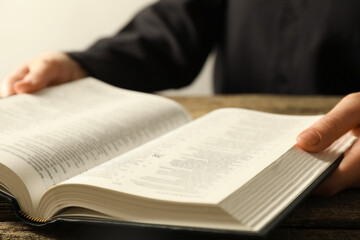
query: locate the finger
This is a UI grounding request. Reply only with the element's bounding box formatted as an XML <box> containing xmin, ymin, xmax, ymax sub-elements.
<box><xmin>297</xmin><ymin>93</ymin><xmax>360</xmax><ymax>152</ymax></box>
<box><xmin>314</xmin><ymin>138</ymin><xmax>360</xmax><ymax>195</ymax></box>
<box><xmin>13</xmin><ymin>60</ymin><xmax>55</xmax><ymax>94</ymax></box>
<box><xmin>314</xmin><ymin>168</ymin><xmax>345</xmax><ymax>196</ymax></box>
<box><xmin>351</xmin><ymin>126</ymin><xmax>360</xmax><ymax>137</ymax></box>
<box><xmin>1</xmin><ymin>65</ymin><xmax>29</xmax><ymax>97</ymax></box>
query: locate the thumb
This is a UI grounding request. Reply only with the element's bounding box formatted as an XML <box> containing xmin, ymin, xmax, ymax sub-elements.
<box><xmin>297</xmin><ymin>93</ymin><xmax>360</xmax><ymax>152</ymax></box>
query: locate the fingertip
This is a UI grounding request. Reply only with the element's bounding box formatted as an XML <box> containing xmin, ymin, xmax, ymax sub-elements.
<box><xmin>0</xmin><ymin>81</ymin><xmax>16</xmax><ymax>98</ymax></box>
<box><xmin>296</xmin><ymin>130</ymin><xmax>322</xmax><ymax>152</ymax></box>
<box><xmin>351</xmin><ymin>127</ymin><xmax>360</xmax><ymax>137</ymax></box>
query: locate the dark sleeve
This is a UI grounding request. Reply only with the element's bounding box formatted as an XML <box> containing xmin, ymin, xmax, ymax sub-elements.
<box><xmin>67</xmin><ymin>0</ymin><xmax>225</xmax><ymax>92</ymax></box>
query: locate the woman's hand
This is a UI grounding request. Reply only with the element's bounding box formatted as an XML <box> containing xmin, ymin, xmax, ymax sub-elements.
<box><xmin>1</xmin><ymin>52</ymin><xmax>88</xmax><ymax>97</ymax></box>
<box><xmin>297</xmin><ymin>93</ymin><xmax>360</xmax><ymax>195</ymax></box>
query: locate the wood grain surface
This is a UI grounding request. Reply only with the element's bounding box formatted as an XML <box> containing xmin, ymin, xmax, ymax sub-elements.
<box><xmin>1</xmin><ymin>94</ymin><xmax>359</xmax><ymax>240</ymax></box>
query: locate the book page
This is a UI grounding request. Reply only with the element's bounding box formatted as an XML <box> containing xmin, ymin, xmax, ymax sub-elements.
<box><xmin>0</xmin><ymin>78</ymin><xmax>190</xmax><ymax>214</ymax></box>
<box><xmin>61</xmin><ymin>108</ymin><xmax>321</xmax><ymax>204</ymax></box>
<box><xmin>219</xmin><ymin>132</ymin><xmax>355</xmax><ymax>231</ymax></box>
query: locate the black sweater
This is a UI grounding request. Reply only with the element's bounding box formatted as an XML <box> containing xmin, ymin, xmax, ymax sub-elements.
<box><xmin>69</xmin><ymin>0</ymin><xmax>360</xmax><ymax>94</ymax></box>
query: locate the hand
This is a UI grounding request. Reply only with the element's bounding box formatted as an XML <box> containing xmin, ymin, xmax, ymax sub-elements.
<box><xmin>0</xmin><ymin>52</ymin><xmax>88</xmax><ymax>97</ymax></box>
<box><xmin>296</xmin><ymin>93</ymin><xmax>360</xmax><ymax>196</ymax></box>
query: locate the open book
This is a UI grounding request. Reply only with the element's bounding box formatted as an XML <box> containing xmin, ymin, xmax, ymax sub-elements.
<box><xmin>0</xmin><ymin>78</ymin><xmax>354</xmax><ymax>236</ymax></box>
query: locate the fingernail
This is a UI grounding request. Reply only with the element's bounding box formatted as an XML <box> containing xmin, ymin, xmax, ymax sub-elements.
<box><xmin>297</xmin><ymin>131</ymin><xmax>320</xmax><ymax>146</ymax></box>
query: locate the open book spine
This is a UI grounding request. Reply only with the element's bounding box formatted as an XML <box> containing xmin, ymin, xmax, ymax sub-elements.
<box><xmin>0</xmin><ymin>154</ymin><xmax>344</xmax><ymax>235</ymax></box>
<box><xmin>17</xmin><ymin>210</ymin><xmax>49</xmax><ymax>224</ymax></box>
<box><xmin>0</xmin><ymin>191</ymin><xmax>52</xmax><ymax>226</ymax></box>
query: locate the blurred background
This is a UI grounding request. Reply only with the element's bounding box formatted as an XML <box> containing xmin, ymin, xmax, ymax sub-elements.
<box><xmin>0</xmin><ymin>0</ymin><xmax>214</xmax><ymax>96</ymax></box>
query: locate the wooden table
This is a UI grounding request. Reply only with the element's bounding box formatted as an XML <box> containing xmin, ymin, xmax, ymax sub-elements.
<box><xmin>1</xmin><ymin>94</ymin><xmax>360</xmax><ymax>240</ymax></box>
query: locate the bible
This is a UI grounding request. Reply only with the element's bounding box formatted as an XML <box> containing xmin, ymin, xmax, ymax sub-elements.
<box><xmin>0</xmin><ymin>78</ymin><xmax>354</xmax><ymax>236</ymax></box>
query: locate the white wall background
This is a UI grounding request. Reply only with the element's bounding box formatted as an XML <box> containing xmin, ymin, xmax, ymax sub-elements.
<box><xmin>0</xmin><ymin>0</ymin><xmax>213</xmax><ymax>96</ymax></box>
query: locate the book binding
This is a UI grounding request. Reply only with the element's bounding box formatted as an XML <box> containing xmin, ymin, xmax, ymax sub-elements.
<box><xmin>0</xmin><ymin>154</ymin><xmax>344</xmax><ymax>237</ymax></box>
